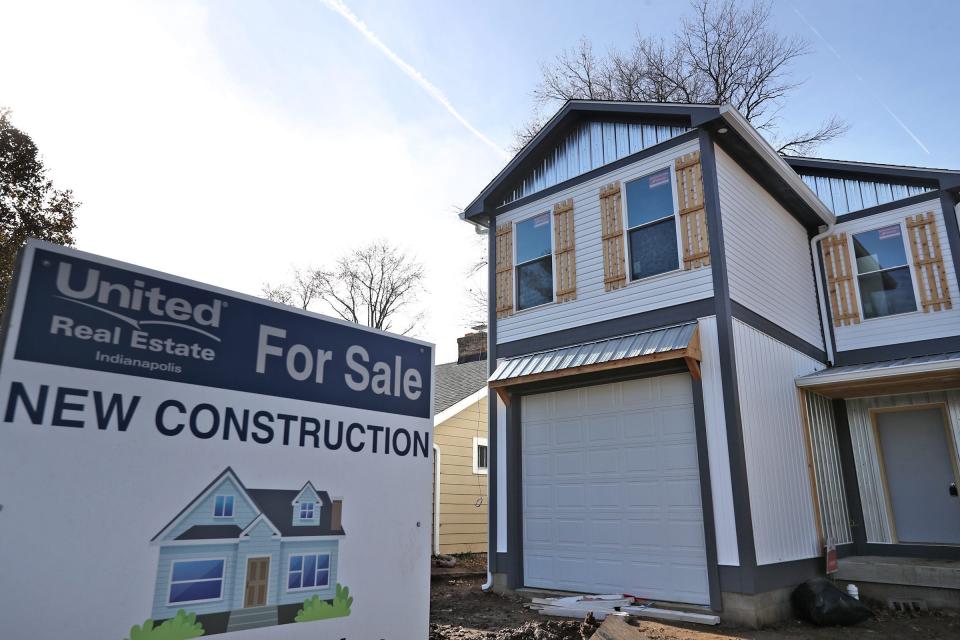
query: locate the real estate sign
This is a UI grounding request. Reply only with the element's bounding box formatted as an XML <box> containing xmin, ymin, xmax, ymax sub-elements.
<box><xmin>0</xmin><ymin>240</ymin><xmax>434</xmax><ymax>639</ymax></box>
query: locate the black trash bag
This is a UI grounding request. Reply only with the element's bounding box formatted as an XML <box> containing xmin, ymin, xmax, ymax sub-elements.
<box><xmin>791</xmin><ymin>577</ymin><xmax>873</xmax><ymax>626</ymax></box>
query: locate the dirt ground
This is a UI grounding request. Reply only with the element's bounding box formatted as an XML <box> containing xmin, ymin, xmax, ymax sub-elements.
<box><xmin>430</xmin><ymin>575</ymin><xmax>960</xmax><ymax>640</ymax></box>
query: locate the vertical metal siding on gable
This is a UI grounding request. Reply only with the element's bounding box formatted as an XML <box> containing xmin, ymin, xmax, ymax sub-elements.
<box><xmin>698</xmin><ymin>316</ymin><xmax>739</xmax><ymax>566</ymax></box>
<box><xmin>798</xmin><ymin>172</ymin><xmax>935</xmax><ymax>215</ymax></box>
<box><xmin>501</xmin><ymin>120</ymin><xmax>690</xmax><ymax>206</ymax></box>
<box><xmin>804</xmin><ymin>392</ymin><xmax>853</xmax><ymax>545</ymax></box>
<box><xmin>844</xmin><ymin>390</ymin><xmax>960</xmax><ymax>544</ymax></box>
<box><xmin>716</xmin><ymin>147</ymin><xmax>824</xmax><ymax>350</ymax></box>
<box><xmin>733</xmin><ymin>320</ymin><xmax>825</xmax><ymax>565</ymax></box>
<box><xmin>495</xmin><ymin>139</ymin><xmax>713</xmax><ymax>346</ymax></box>
<box><xmin>832</xmin><ymin>199</ymin><xmax>960</xmax><ymax>353</ymax></box>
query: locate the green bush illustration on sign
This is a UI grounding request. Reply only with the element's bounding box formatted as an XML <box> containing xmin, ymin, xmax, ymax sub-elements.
<box><xmin>295</xmin><ymin>583</ymin><xmax>353</xmax><ymax>622</ymax></box>
<box><xmin>126</xmin><ymin>610</ymin><xmax>204</xmax><ymax>640</ymax></box>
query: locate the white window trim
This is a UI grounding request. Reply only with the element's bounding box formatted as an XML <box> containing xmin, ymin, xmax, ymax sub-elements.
<box><xmin>299</xmin><ymin>501</ymin><xmax>315</xmax><ymax>520</ymax></box>
<box><xmin>239</xmin><ymin>554</ymin><xmax>272</xmax><ymax>608</ymax></box>
<box><xmin>166</xmin><ymin>557</ymin><xmax>227</xmax><ymax>607</ymax></box>
<box><xmin>513</xmin><ymin>210</ymin><xmax>556</xmax><ymax>313</ymax></box>
<box><xmin>212</xmin><ymin>494</ymin><xmax>234</xmax><ymax>518</ymax></box>
<box><xmin>621</xmin><ymin>163</ymin><xmax>684</xmax><ymax>285</ymax></box>
<box><xmin>848</xmin><ymin>220</ymin><xmax>922</xmax><ymax>322</ymax></box>
<box><xmin>473</xmin><ymin>436</ymin><xmax>489</xmax><ymax>475</ymax></box>
<box><xmin>285</xmin><ymin>552</ymin><xmax>332</xmax><ymax>593</ymax></box>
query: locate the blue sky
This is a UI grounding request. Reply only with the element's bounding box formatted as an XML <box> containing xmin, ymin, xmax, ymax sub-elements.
<box><xmin>2</xmin><ymin>0</ymin><xmax>958</xmax><ymax>362</ymax></box>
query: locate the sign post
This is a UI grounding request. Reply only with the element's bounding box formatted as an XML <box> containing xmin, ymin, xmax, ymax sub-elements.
<box><xmin>0</xmin><ymin>240</ymin><xmax>434</xmax><ymax>639</ymax></box>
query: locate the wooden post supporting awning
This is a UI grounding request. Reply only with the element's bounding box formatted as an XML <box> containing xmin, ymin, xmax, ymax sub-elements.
<box><xmin>488</xmin><ymin>322</ymin><xmax>702</xmax><ymax>405</ymax></box>
<box><xmin>796</xmin><ymin>351</ymin><xmax>960</xmax><ymax>399</ymax></box>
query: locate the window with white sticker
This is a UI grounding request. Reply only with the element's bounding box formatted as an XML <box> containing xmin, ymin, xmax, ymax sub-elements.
<box><xmin>852</xmin><ymin>224</ymin><xmax>917</xmax><ymax>319</ymax></box>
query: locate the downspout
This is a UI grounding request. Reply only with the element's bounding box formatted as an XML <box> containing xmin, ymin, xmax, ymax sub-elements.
<box><xmin>482</xmin><ymin>208</ymin><xmax>495</xmax><ymax>592</ymax></box>
<box><xmin>432</xmin><ymin>443</ymin><xmax>441</xmax><ymax>556</ymax></box>
<box><xmin>810</xmin><ymin>224</ymin><xmax>836</xmax><ymax>365</ymax></box>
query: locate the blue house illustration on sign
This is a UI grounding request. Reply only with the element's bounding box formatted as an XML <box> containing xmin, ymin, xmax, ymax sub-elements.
<box><xmin>150</xmin><ymin>467</ymin><xmax>345</xmax><ymax>632</ymax></box>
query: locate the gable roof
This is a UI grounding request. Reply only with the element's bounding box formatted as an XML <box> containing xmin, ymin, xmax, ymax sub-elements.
<box><xmin>435</xmin><ymin>358</ymin><xmax>487</xmax><ymax>414</ymax></box>
<box><xmin>461</xmin><ymin>100</ymin><xmax>834</xmax><ymax>229</ymax></box>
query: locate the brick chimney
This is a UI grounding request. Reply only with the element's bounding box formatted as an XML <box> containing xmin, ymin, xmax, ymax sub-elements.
<box><xmin>457</xmin><ymin>330</ymin><xmax>487</xmax><ymax>363</ymax></box>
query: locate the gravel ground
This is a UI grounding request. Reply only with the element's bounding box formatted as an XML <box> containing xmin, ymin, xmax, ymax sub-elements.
<box><xmin>430</xmin><ymin>575</ymin><xmax>960</xmax><ymax>640</ymax></box>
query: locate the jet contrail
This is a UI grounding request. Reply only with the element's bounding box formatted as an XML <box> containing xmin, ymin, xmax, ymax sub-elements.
<box><xmin>792</xmin><ymin>6</ymin><xmax>930</xmax><ymax>155</ymax></box>
<box><xmin>323</xmin><ymin>0</ymin><xmax>509</xmax><ymax>159</ymax></box>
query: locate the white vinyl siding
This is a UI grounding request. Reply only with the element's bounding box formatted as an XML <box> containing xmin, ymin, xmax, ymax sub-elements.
<box><xmin>495</xmin><ymin>139</ymin><xmax>713</xmax><ymax>345</ymax></box>
<box><xmin>733</xmin><ymin>320</ymin><xmax>825</xmax><ymax>565</ymax></box>
<box><xmin>716</xmin><ymin>147</ymin><xmax>824</xmax><ymax>350</ymax></box>
<box><xmin>697</xmin><ymin>316</ymin><xmax>739</xmax><ymax>566</ymax></box>
<box><xmin>832</xmin><ymin>198</ymin><xmax>960</xmax><ymax>353</ymax></box>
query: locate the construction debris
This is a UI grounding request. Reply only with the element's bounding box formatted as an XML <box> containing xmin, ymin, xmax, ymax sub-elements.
<box><xmin>529</xmin><ymin>594</ymin><xmax>719</xmax><ymax>627</ymax></box>
<box><xmin>589</xmin><ymin>616</ymin><xmax>641</xmax><ymax>640</ymax></box>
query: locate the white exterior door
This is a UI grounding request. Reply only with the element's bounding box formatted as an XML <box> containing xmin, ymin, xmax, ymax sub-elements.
<box><xmin>521</xmin><ymin>373</ymin><xmax>710</xmax><ymax>605</ymax></box>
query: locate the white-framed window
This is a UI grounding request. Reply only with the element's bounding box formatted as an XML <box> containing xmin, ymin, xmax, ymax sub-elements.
<box><xmin>299</xmin><ymin>501</ymin><xmax>315</xmax><ymax>519</ymax></box>
<box><xmin>622</xmin><ymin>166</ymin><xmax>681</xmax><ymax>281</ymax></box>
<box><xmin>213</xmin><ymin>494</ymin><xmax>234</xmax><ymax>518</ymax></box>
<box><xmin>473</xmin><ymin>436</ymin><xmax>489</xmax><ymax>475</ymax></box>
<box><xmin>287</xmin><ymin>553</ymin><xmax>330</xmax><ymax>591</ymax></box>
<box><xmin>851</xmin><ymin>223</ymin><xmax>918</xmax><ymax>319</ymax></box>
<box><xmin>514</xmin><ymin>212</ymin><xmax>554</xmax><ymax>310</ymax></box>
<box><xmin>167</xmin><ymin>558</ymin><xmax>225</xmax><ymax>605</ymax></box>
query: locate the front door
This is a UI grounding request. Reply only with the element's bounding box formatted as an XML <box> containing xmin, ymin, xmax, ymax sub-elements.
<box><xmin>876</xmin><ymin>407</ymin><xmax>960</xmax><ymax>544</ymax></box>
<box><xmin>244</xmin><ymin>557</ymin><xmax>270</xmax><ymax>608</ymax></box>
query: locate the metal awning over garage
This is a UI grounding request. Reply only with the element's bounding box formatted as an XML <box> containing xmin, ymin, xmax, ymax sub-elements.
<box><xmin>489</xmin><ymin>322</ymin><xmax>701</xmax><ymax>403</ymax></box>
<box><xmin>796</xmin><ymin>351</ymin><xmax>960</xmax><ymax>398</ymax></box>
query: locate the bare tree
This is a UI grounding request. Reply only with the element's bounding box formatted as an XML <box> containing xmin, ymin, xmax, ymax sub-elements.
<box><xmin>525</xmin><ymin>0</ymin><xmax>848</xmax><ymax>155</ymax></box>
<box><xmin>261</xmin><ymin>268</ymin><xmax>322</xmax><ymax>310</ymax></box>
<box><xmin>315</xmin><ymin>241</ymin><xmax>426</xmax><ymax>335</ymax></box>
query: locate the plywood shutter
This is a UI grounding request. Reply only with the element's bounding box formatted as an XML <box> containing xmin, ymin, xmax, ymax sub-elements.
<box><xmin>599</xmin><ymin>182</ymin><xmax>627</xmax><ymax>291</ymax></box>
<box><xmin>906</xmin><ymin>211</ymin><xmax>953</xmax><ymax>312</ymax></box>
<box><xmin>675</xmin><ymin>152</ymin><xmax>711</xmax><ymax>269</ymax></box>
<box><xmin>821</xmin><ymin>233</ymin><xmax>861</xmax><ymax>327</ymax></box>
<box><xmin>495</xmin><ymin>223</ymin><xmax>514</xmax><ymax>318</ymax></box>
<box><xmin>553</xmin><ymin>198</ymin><xmax>577</xmax><ymax>302</ymax></box>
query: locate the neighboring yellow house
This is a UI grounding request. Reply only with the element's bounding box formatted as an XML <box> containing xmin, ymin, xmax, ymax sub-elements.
<box><xmin>432</xmin><ymin>332</ymin><xmax>488</xmax><ymax>555</ymax></box>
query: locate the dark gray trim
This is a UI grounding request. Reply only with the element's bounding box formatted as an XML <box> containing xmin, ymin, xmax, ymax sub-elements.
<box><xmin>719</xmin><ymin>557</ymin><xmax>822</xmax><ymax>594</ymax></box>
<box><xmin>940</xmin><ymin>190</ymin><xmax>960</xmax><ymax>292</ymax></box>
<box><xmin>785</xmin><ymin>156</ymin><xmax>950</xmax><ymax>187</ymax></box>
<box><xmin>490</xmin><ymin>130</ymin><xmax>700</xmax><ymax>217</ymax></box>
<box><xmin>730</xmin><ymin>301</ymin><xmax>827</xmax><ymax>362</ymax></box>
<box><xmin>506</xmin><ymin>397</ymin><xmax>523</xmax><ymax>588</ymax></box>
<box><xmin>834</xmin><ymin>192</ymin><xmax>941</xmax><ymax>224</ymax></box>
<box><xmin>487</xmin><ymin>212</ymin><xmax>498</xmax><ymax>574</ymax></box>
<box><xmin>835</xmin><ymin>542</ymin><xmax>857</xmax><ymax>559</ymax></box>
<box><xmin>835</xmin><ymin>336</ymin><xmax>960</xmax><ymax>366</ymax></box>
<box><xmin>859</xmin><ymin>543</ymin><xmax>960</xmax><ymax>561</ymax></box>
<box><xmin>692</xmin><ymin>378</ymin><xmax>723</xmax><ymax>611</ymax></box>
<box><xmin>496</xmin><ymin>298</ymin><xmax>715</xmax><ymax>359</ymax></box>
<box><xmin>700</xmin><ymin>129</ymin><xmax>760</xmax><ymax>587</ymax></box>
<box><xmin>832</xmin><ymin>399</ymin><xmax>867</xmax><ymax>554</ymax></box>
<box><xmin>815</xmin><ymin>238</ymin><xmax>838</xmax><ymax>365</ymax></box>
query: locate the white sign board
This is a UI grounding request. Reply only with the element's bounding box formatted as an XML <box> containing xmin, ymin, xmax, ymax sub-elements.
<box><xmin>0</xmin><ymin>240</ymin><xmax>434</xmax><ymax>639</ymax></box>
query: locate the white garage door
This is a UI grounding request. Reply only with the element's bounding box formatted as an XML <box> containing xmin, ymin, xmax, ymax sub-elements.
<box><xmin>522</xmin><ymin>373</ymin><xmax>710</xmax><ymax>605</ymax></box>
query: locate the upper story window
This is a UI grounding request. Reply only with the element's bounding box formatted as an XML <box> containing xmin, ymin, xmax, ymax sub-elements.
<box><xmin>213</xmin><ymin>494</ymin><xmax>234</xmax><ymax>518</ymax></box>
<box><xmin>624</xmin><ymin>168</ymin><xmax>679</xmax><ymax>280</ymax></box>
<box><xmin>299</xmin><ymin>501</ymin><xmax>315</xmax><ymax>519</ymax></box>
<box><xmin>515</xmin><ymin>213</ymin><xmax>553</xmax><ymax>310</ymax></box>
<box><xmin>852</xmin><ymin>224</ymin><xmax>917</xmax><ymax>319</ymax></box>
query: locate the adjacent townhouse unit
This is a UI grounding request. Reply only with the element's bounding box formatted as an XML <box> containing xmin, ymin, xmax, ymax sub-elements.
<box><xmin>432</xmin><ymin>330</ymin><xmax>490</xmax><ymax>555</ymax></box>
<box><xmin>460</xmin><ymin>100</ymin><xmax>960</xmax><ymax>625</ymax></box>
<box><xmin>150</xmin><ymin>467</ymin><xmax>345</xmax><ymax>633</ymax></box>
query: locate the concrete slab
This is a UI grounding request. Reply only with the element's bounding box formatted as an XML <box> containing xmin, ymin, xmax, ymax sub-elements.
<box><xmin>836</xmin><ymin>556</ymin><xmax>960</xmax><ymax>590</ymax></box>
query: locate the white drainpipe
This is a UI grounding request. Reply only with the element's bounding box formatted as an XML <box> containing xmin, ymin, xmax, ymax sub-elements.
<box><xmin>810</xmin><ymin>223</ymin><xmax>837</xmax><ymax>365</ymax></box>
<box><xmin>432</xmin><ymin>443</ymin><xmax>441</xmax><ymax>556</ymax></box>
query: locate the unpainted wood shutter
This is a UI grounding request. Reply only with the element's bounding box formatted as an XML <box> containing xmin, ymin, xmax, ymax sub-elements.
<box><xmin>553</xmin><ymin>198</ymin><xmax>577</xmax><ymax>302</ymax></box>
<box><xmin>599</xmin><ymin>182</ymin><xmax>627</xmax><ymax>291</ymax></box>
<box><xmin>674</xmin><ymin>151</ymin><xmax>711</xmax><ymax>269</ymax></box>
<box><xmin>495</xmin><ymin>223</ymin><xmax>514</xmax><ymax>318</ymax></box>
<box><xmin>905</xmin><ymin>211</ymin><xmax>953</xmax><ymax>312</ymax></box>
<box><xmin>821</xmin><ymin>233</ymin><xmax>861</xmax><ymax>327</ymax></box>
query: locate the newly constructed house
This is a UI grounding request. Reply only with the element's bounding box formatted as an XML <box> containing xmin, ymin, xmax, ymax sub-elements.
<box><xmin>461</xmin><ymin>100</ymin><xmax>960</xmax><ymax>624</ymax></box>
<box><xmin>432</xmin><ymin>331</ymin><xmax>489</xmax><ymax>555</ymax></box>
